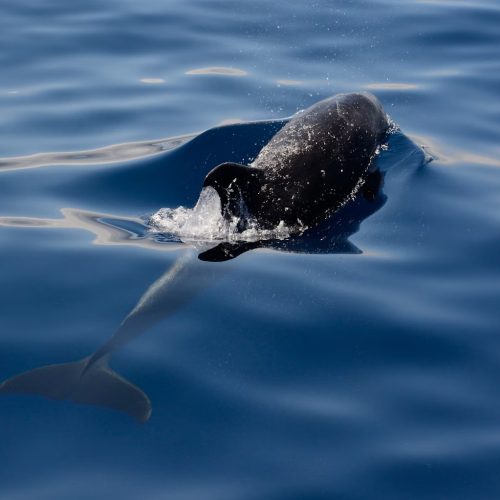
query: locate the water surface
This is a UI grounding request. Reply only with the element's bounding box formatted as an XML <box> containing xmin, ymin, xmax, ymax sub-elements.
<box><xmin>1</xmin><ymin>0</ymin><xmax>500</xmax><ymax>499</ymax></box>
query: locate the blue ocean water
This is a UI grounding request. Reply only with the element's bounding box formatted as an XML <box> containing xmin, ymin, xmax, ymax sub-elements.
<box><xmin>1</xmin><ymin>0</ymin><xmax>500</xmax><ymax>498</ymax></box>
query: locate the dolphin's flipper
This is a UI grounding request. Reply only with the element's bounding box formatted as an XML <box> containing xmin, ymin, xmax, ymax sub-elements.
<box><xmin>198</xmin><ymin>241</ymin><xmax>261</xmax><ymax>262</ymax></box>
<box><xmin>0</xmin><ymin>357</ymin><xmax>151</xmax><ymax>422</ymax></box>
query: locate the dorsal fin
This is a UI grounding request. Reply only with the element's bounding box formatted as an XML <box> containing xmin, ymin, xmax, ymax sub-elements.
<box><xmin>203</xmin><ymin>162</ymin><xmax>264</xmax><ymax>215</ymax></box>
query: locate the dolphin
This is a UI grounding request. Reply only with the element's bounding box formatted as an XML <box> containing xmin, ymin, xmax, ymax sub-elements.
<box><xmin>0</xmin><ymin>93</ymin><xmax>391</xmax><ymax>421</ymax></box>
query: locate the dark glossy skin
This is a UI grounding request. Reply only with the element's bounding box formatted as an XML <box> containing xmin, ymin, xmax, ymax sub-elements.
<box><xmin>203</xmin><ymin>92</ymin><xmax>389</xmax><ymax>230</ymax></box>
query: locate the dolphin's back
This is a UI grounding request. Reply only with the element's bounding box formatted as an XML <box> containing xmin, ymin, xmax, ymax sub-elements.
<box><xmin>252</xmin><ymin>92</ymin><xmax>388</xmax><ymax>175</ymax></box>
<box><xmin>249</xmin><ymin>92</ymin><xmax>389</xmax><ymax>227</ymax></box>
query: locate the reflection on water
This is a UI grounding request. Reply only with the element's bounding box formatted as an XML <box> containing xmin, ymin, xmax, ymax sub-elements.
<box><xmin>0</xmin><ymin>209</ymin><xmax>184</xmax><ymax>251</ymax></box>
<box><xmin>139</xmin><ymin>78</ymin><xmax>166</xmax><ymax>84</ymax></box>
<box><xmin>0</xmin><ymin>133</ymin><xmax>196</xmax><ymax>172</ymax></box>
<box><xmin>364</xmin><ymin>82</ymin><xmax>420</xmax><ymax>90</ymax></box>
<box><xmin>185</xmin><ymin>67</ymin><xmax>248</xmax><ymax>76</ymax></box>
<box><xmin>408</xmin><ymin>133</ymin><xmax>500</xmax><ymax>168</ymax></box>
<box><xmin>276</xmin><ymin>79</ymin><xmax>303</xmax><ymax>86</ymax></box>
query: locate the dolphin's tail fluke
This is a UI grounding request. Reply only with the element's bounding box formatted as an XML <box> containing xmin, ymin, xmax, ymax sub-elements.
<box><xmin>0</xmin><ymin>357</ymin><xmax>151</xmax><ymax>422</ymax></box>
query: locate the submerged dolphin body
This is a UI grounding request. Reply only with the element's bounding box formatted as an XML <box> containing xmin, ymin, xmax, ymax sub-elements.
<box><xmin>0</xmin><ymin>252</ymin><xmax>219</xmax><ymax>422</ymax></box>
<box><xmin>0</xmin><ymin>93</ymin><xmax>393</xmax><ymax>421</ymax></box>
<box><xmin>204</xmin><ymin>92</ymin><xmax>389</xmax><ymax>231</ymax></box>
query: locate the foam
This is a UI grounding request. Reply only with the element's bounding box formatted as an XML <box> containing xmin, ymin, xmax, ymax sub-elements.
<box><xmin>148</xmin><ymin>187</ymin><xmax>303</xmax><ymax>243</ymax></box>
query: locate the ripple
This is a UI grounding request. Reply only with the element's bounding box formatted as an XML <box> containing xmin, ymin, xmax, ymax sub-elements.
<box><xmin>0</xmin><ymin>133</ymin><xmax>196</xmax><ymax>171</ymax></box>
<box><xmin>0</xmin><ymin>209</ymin><xmax>184</xmax><ymax>251</ymax></box>
<box><xmin>185</xmin><ymin>66</ymin><xmax>248</xmax><ymax>76</ymax></box>
<box><xmin>139</xmin><ymin>78</ymin><xmax>165</xmax><ymax>84</ymax></box>
<box><xmin>364</xmin><ymin>82</ymin><xmax>420</xmax><ymax>90</ymax></box>
<box><xmin>276</xmin><ymin>79</ymin><xmax>303</xmax><ymax>86</ymax></box>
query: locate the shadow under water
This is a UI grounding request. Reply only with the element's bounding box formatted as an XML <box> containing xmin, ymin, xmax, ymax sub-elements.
<box><xmin>0</xmin><ymin>120</ymin><xmax>425</xmax><ymax>421</ymax></box>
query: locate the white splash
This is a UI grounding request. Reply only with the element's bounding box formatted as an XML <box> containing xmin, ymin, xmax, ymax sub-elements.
<box><xmin>148</xmin><ymin>187</ymin><xmax>302</xmax><ymax>243</ymax></box>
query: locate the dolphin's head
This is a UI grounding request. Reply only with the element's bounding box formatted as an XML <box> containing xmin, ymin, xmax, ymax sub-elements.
<box><xmin>203</xmin><ymin>162</ymin><xmax>266</xmax><ymax>226</ymax></box>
